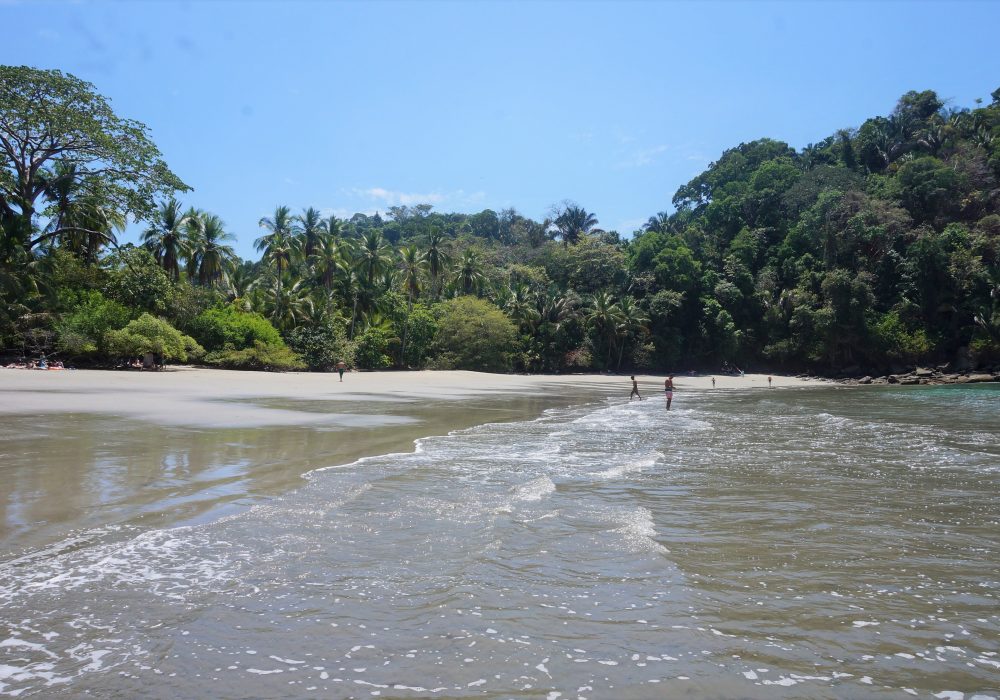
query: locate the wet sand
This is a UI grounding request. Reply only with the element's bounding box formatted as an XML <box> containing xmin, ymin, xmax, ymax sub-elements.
<box><xmin>0</xmin><ymin>368</ymin><xmax>821</xmax><ymax>555</ymax></box>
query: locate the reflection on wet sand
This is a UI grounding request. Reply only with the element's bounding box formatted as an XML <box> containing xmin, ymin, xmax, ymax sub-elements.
<box><xmin>0</xmin><ymin>393</ymin><xmax>589</xmax><ymax>556</ymax></box>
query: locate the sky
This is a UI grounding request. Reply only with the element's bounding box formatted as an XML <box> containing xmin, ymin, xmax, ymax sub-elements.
<box><xmin>4</xmin><ymin>0</ymin><xmax>1000</xmax><ymax>259</ymax></box>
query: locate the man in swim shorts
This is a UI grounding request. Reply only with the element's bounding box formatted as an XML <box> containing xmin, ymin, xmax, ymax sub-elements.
<box><xmin>664</xmin><ymin>375</ymin><xmax>674</xmax><ymax>410</ymax></box>
<box><xmin>629</xmin><ymin>376</ymin><xmax>642</xmax><ymax>401</ymax></box>
<box><xmin>336</xmin><ymin>360</ymin><xmax>346</xmax><ymax>382</ymax></box>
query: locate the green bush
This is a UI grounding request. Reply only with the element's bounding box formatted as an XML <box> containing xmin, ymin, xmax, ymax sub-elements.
<box><xmin>354</xmin><ymin>326</ymin><xmax>394</xmax><ymax>369</ymax></box>
<box><xmin>55</xmin><ymin>290</ymin><xmax>136</xmax><ymax>355</ymax></box>
<box><xmin>430</xmin><ymin>297</ymin><xmax>518</xmax><ymax>372</ymax></box>
<box><xmin>401</xmin><ymin>304</ymin><xmax>437</xmax><ymax>368</ymax></box>
<box><xmin>104</xmin><ymin>313</ymin><xmax>203</xmax><ymax>362</ymax></box>
<box><xmin>871</xmin><ymin>311</ymin><xmax>931</xmax><ymax>363</ymax></box>
<box><xmin>188</xmin><ymin>304</ymin><xmax>283</xmax><ymax>351</ymax></box>
<box><xmin>286</xmin><ymin>322</ymin><xmax>353</xmax><ymax>371</ymax></box>
<box><xmin>102</xmin><ymin>245</ymin><xmax>174</xmax><ymax>315</ymax></box>
<box><xmin>204</xmin><ymin>341</ymin><xmax>305</xmax><ymax>371</ymax></box>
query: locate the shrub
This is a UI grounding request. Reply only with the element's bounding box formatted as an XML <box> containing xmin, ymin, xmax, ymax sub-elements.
<box><xmin>204</xmin><ymin>341</ymin><xmax>305</xmax><ymax>371</ymax></box>
<box><xmin>286</xmin><ymin>322</ymin><xmax>353</xmax><ymax>371</ymax></box>
<box><xmin>102</xmin><ymin>245</ymin><xmax>174</xmax><ymax>314</ymax></box>
<box><xmin>401</xmin><ymin>304</ymin><xmax>437</xmax><ymax>368</ymax></box>
<box><xmin>430</xmin><ymin>297</ymin><xmax>518</xmax><ymax>372</ymax></box>
<box><xmin>104</xmin><ymin>313</ymin><xmax>203</xmax><ymax>362</ymax></box>
<box><xmin>354</xmin><ymin>326</ymin><xmax>394</xmax><ymax>369</ymax></box>
<box><xmin>871</xmin><ymin>311</ymin><xmax>931</xmax><ymax>363</ymax></box>
<box><xmin>188</xmin><ymin>304</ymin><xmax>283</xmax><ymax>351</ymax></box>
<box><xmin>55</xmin><ymin>290</ymin><xmax>135</xmax><ymax>356</ymax></box>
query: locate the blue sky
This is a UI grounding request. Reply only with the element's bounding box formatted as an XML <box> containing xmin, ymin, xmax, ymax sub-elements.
<box><xmin>4</xmin><ymin>0</ymin><xmax>999</xmax><ymax>259</ymax></box>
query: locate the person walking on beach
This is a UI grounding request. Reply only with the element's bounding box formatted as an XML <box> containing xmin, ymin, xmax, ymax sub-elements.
<box><xmin>336</xmin><ymin>360</ymin><xmax>347</xmax><ymax>382</ymax></box>
<box><xmin>664</xmin><ymin>375</ymin><xmax>674</xmax><ymax>410</ymax></box>
<box><xmin>768</xmin><ymin>375</ymin><xmax>773</xmax><ymax>388</ymax></box>
<box><xmin>629</xmin><ymin>376</ymin><xmax>643</xmax><ymax>401</ymax></box>
<box><xmin>711</xmin><ymin>376</ymin><xmax>716</xmax><ymax>388</ymax></box>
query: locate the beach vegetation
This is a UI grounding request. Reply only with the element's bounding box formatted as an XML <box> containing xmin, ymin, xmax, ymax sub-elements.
<box><xmin>2</xmin><ymin>67</ymin><xmax>999</xmax><ymax>375</ymax></box>
<box><xmin>431</xmin><ymin>297</ymin><xmax>518</xmax><ymax>372</ymax></box>
<box><xmin>104</xmin><ymin>313</ymin><xmax>202</xmax><ymax>362</ymax></box>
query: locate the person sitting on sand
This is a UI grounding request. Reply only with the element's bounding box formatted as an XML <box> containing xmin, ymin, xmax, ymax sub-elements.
<box><xmin>664</xmin><ymin>375</ymin><xmax>674</xmax><ymax>410</ymax></box>
<box><xmin>629</xmin><ymin>376</ymin><xmax>642</xmax><ymax>401</ymax></box>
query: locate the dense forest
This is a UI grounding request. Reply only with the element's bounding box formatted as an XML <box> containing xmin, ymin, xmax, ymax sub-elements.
<box><xmin>2</xmin><ymin>66</ymin><xmax>998</xmax><ymax>374</ymax></box>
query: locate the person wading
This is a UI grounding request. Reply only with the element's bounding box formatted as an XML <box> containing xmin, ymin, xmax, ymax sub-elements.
<box><xmin>664</xmin><ymin>375</ymin><xmax>674</xmax><ymax>410</ymax></box>
<box><xmin>629</xmin><ymin>376</ymin><xmax>643</xmax><ymax>401</ymax></box>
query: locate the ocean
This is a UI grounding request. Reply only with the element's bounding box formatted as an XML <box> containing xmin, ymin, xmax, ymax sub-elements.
<box><xmin>1</xmin><ymin>384</ymin><xmax>998</xmax><ymax>698</ymax></box>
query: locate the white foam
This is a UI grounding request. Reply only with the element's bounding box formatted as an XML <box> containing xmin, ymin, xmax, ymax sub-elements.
<box><xmin>514</xmin><ymin>477</ymin><xmax>557</xmax><ymax>502</ymax></box>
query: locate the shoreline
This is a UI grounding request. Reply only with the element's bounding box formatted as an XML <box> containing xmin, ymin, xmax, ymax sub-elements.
<box><xmin>0</xmin><ymin>368</ymin><xmax>826</xmax><ymax>554</ymax></box>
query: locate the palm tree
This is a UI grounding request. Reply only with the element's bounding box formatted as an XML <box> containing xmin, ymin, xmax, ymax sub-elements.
<box><xmin>252</xmin><ymin>274</ymin><xmax>313</xmax><ymax>332</ymax></box>
<box><xmin>191</xmin><ymin>213</ymin><xmax>237</xmax><ymax>287</ymax></box>
<box><xmin>222</xmin><ymin>262</ymin><xmax>256</xmax><ymax>311</ymax></box>
<box><xmin>615</xmin><ymin>296</ymin><xmax>649</xmax><ymax>369</ymax></box>
<box><xmin>504</xmin><ymin>282</ymin><xmax>540</xmax><ymax>333</ymax></box>
<box><xmin>399</xmin><ymin>245</ymin><xmax>427</xmax><ymax>305</ymax></box>
<box><xmin>586</xmin><ymin>291</ymin><xmax>624</xmax><ymax>368</ymax></box>
<box><xmin>42</xmin><ymin>162</ymin><xmax>124</xmax><ymax>264</ymax></box>
<box><xmin>255</xmin><ymin>206</ymin><xmax>298</xmax><ymax>286</ymax></box>
<box><xmin>555</xmin><ymin>205</ymin><xmax>598</xmax><ymax>246</ymax></box>
<box><xmin>357</xmin><ymin>230</ymin><xmax>393</xmax><ymax>288</ymax></box>
<box><xmin>142</xmin><ymin>198</ymin><xmax>192</xmax><ymax>280</ymax></box>
<box><xmin>425</xmin><ymin>229</ymin><xmax>450</xmax><ymax>299</ymax></box>
<box><xmin>644</xmin><ymin>211</ymin><xmax>673</xmax><ymax>234</ymax></box>
<box><xmin>310</xmin><ymin>235</ymin><xmax>349</xmax><ymax>291</ymax></box>
<box><xmin>539</xmin><ymin>287</ymin><xmax>581</xmax><ymax>330</ymax></box>
<box><xmin>295</xmin><ymin>207</ymin><xmax>324</xmax><ymax>259</ymax></box>
<box><xmin>454</xmin><ymin>249</ymin><xmax>485</xmax><ymax>296</ymax></box>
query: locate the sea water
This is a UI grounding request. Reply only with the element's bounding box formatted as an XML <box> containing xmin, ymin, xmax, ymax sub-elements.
<box><xmin>1</xmin><ymin>384</ymin><xmax>998</xmax><ymax>698</ymax></box>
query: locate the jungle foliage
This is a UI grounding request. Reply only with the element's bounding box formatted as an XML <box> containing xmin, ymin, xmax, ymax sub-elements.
<box><xmin>2</xmin><ymin>66</ymin><xmax>998</xmax><ymax>373</ymax></box>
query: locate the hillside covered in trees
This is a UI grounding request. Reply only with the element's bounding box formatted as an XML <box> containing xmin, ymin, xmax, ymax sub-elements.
<box><xmin>2</xmin><ymin>66</ymin><xmax>998</xmax><ymax>374</ymax></box>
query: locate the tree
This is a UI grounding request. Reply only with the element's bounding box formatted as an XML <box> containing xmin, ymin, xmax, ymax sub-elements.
<box><xmin>425</xmin><ymin>228</ymin><xmax>450</xmax><ymax>299</ymax></box>
<box><xmin>295</xmin><ymin>206</ymin><xmax>324</xmax><ymax>259</ymax></box>
<box><xmin>255</xmin><ymin>206</ymin><xmax>298</xmax><ymax>285</ymax></box>
<box><xmin>554</xmin><ymin>204</ymin><xmax>599</xmax><ymax>246</ymax></box>
<box><xmin>142</xmin><ymin>198</ymin><xmax>192</xmax><ymax>281</ymax></box>
<box><xmin>357</xmin><ymin>230</ymin><xmax>393</xmax><ymax>288</ymax></box>
<box><xmin>454</xmin><ymin>249</ymin><xmax>485</xmax><ymax>295</ymax></box>
<box><xmin>586</xmin><ymin>291</ymin><xmax>624</xmax><ymax>367</ymax></box>
<box><xmin>188</xmin><ymin>213</ymin><xmax>236</xmax><ymax>287</ymax></box>
<box><xmin>0</xmin><ymin>66</ymin><xmax>187</xmax><ymax>258</ymax></box>
<box><xmin>431</xmin><ymin>297</ymin><xmax>518</xmax><ymax>372</ymax></box>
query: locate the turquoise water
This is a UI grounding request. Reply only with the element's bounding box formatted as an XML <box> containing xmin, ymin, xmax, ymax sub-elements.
<box><xmin>1</xmin><ymin>384</ymin><xmax>998</xmax><ymax>698</ymax></box>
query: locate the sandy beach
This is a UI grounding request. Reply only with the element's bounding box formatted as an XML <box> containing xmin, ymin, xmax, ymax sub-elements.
<box><xmin>0</xmin><ymin>366</ymin><xmax>820</xmax><ymax>428</ymax></box>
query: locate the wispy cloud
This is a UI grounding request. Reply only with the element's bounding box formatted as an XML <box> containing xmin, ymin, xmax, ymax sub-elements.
<box><xmin>344</xmin><ymin>187</ymin><xmax>487</xmax><ymax>210</ymax></box>
<box><xmin>615</xmin><ymin>144</ymin><xmax>669</xmax><ymax>169</ymax></box>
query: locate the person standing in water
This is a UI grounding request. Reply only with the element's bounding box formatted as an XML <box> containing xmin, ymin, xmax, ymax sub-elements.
<box><xmin>664</xmin><ymin>375</ymin><xmax>674</xmax><ymax>410</ymax></box>
<box><xmin>711</xmin><ymin>376</ymin><xmax>716</xmax><ymax>388</ymax></box>
<box><xmin>768</xmin><ymin>375</ymin><xmax>773</xmax><ymax>388</ymax></box>
<box><xmin>629</xmin><ymin>376</ymin><xmax>642</xmax><ymax>401</ymax></box>
<box><xmin>336</xmin><ymin>360</ymin><xmax>347</xmax><ymax>382</ymax></box>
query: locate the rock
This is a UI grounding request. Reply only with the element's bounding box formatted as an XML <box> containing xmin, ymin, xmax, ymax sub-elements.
<box><xmin>964</xmin><ymin>373</ymin><xmax>995</xmax><ymax>384</ymax></box>
<box><xmin>859</xmin><ymin>376</ymin><xmax>873</xmax><ymax>384</ymax></box>
<box><xmin>873</xmin><ymin>377</ymin><xmax>888</xmax><ymax>384</ymax></box>
<box><xmin>887</xmin><ymin>375</ymin><xmax>900</xmax><ymax>384</ymax></box>
<box><xmin>900</xmin><ymin>377</ymin><xmax>920</xmax><ymax>385</ymax></box>
<box><xmin>915</xmin><ymin>367</ymin><xmax>933</xmax><ymax>377</ymax></box>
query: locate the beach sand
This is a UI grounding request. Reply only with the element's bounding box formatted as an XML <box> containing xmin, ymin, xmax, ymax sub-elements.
<box><xmin>0</xmin><ymin>366</ymin><xmax>818</xmax><ymax>427</ymax></box>
<box><xmin>0</xmin><ymin>367</ymin><xmax>825</xmax><ymax>552</ymax></box>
